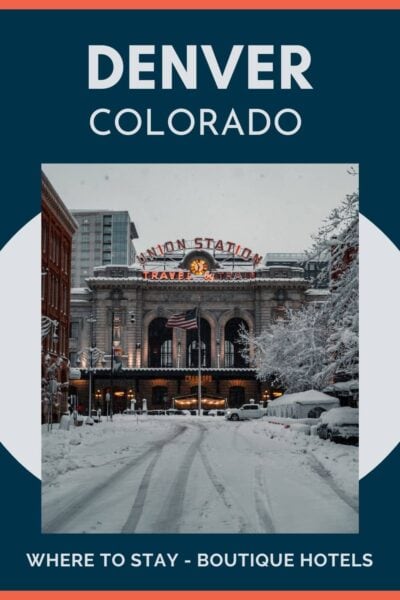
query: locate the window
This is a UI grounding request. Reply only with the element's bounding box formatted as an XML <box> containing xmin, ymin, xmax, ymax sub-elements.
<box><xmin>42</xmin><ymin>220</ymin><xmax>48</xmax><ymax>254</ymax></box>
<box><xmin>161</xmin><ymin>339</ymin><xmax>172</xmax><ymax>367</ymax></box>
<box><xmin>186</xmin><ymin>319</ymin><xmax>211</xmax><ymax>367</ymax></box>
<box><xmin>70</xmin><ymin>321</ymin><xmax>79</xmax><ymax>339</ymax></box>
<box><xmin>224</xmin><ymin>318</ymin><xmax>248</xmax><ymax>367</ymax></box>
<box><xmin>148</xmin><ymin>318</ymin><xmax>173</xmax><ymax>367</ymax></box>
<box><xmin>112</xmin><ymin>313</ymin><xmax>122</xmax><ymax>347</ymax></box>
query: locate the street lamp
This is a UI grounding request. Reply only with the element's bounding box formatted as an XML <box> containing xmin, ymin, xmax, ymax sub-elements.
<box><xmin>77</xmin><ymin>314</ymin><xmax>105</xmax><ymax>425</ymax></box>
<box><xmin>77</xmin><ymin>345</ymin><xmax>105</xmax><ymax>425</ymax></box>
<box><xmin>95</xmin><ymin>389</ymin><xmax>102</xmax><ymax>407</ymax></box>
<box><xmin>110</xmin><ymin>307</ymin><xmax>135</xmax><ymax>413</ymax></box>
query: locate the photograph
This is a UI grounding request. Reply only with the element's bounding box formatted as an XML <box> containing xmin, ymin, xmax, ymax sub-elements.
<box><xmin>41</xmin><ymin>163</ymin><xmax>359</xmax><ymax>534</ymax></box>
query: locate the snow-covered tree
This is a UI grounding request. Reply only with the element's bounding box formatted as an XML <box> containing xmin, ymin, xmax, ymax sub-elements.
<box><xmin>310</xmin><ymin>190</ymin><xmax>359</xmax><ymax>386</ymax></box>
<box><xmin>242</xmin><ymin>186</ymin><xmax>359</xmax><ymax>392</ymax></box>
<box><xmin>241</xmin><ymin>303</ymin><xmax>328</xmax><ymax>393</ymax></box>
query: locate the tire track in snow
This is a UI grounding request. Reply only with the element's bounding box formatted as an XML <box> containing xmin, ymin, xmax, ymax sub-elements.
<box><xmin>42</xmin><ymin>425</ymin><xmax>188</xmax><ymax>533</ymax></box>
<box><xmin>154</xmin><ymin>424</ymin><xmax>206</xmax><ymax>533</ymax></box>
<box><xmin>254</xmin><ymin>464</ymin><xmax>276</xmax><ymax>533</ymax></box>
<box><xmin>198</xmin><ymin>444</ymin><xmax>248</xmax><ymax>533</ymax></box>
<box><xmin>121</xmin><ymin>451</ymin><xmax>161</xmax><ymax>533</ymax></box>
<box><xmin>306</xmin><ymin>452</ymin><xmax>359</xmax><ymax>513</ymax></box>
<box><xmin>224</xmin><ymin>423</ymin><xmax>275</xmax><ymax>531</ymax></box>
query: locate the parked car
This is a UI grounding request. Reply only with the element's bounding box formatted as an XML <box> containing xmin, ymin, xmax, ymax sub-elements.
<box><xmin>207</xmin><ymin>409</ymin><xmax>226</xmax><ymax>417</ymax></box>
<box><xmin>316</xmin><ymin>407</ymin><xmax>359</xmax><ymax>444</ymax></box>
<box><xmin>225</xmin><ymin>403</ymin><xmax>268</xmax><ymax>421</ymax></box>
<box><xmin>147</xmin><ymin>410</ymin><xmax>166</xmax><ymax>415</ymax></box>
<box><xmin>122</xmin><ymin>409</ymin><xmax>136</xmax><ymax>415</ymax></box>
<box><xmin>166</xmin><ymin>409</ymin><xmax>184</xmax><ymax>416</ymax></box>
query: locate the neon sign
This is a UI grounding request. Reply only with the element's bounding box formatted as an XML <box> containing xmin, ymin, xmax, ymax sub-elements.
<box><xmin>137</xmin><ymin>237</ymin><xmax>263</xmax><ymax>266</ymax></box>
<box><xmin>142</xmin><ymin>271</ymin><xmax>256</xmax><ymax>281</ymax></box>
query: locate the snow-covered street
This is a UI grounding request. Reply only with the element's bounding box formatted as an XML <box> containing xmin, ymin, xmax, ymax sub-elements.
<box><xmin>42</xmin><ymin>415</ymin><xmax>358</xmax><ymax>534</ymax></box>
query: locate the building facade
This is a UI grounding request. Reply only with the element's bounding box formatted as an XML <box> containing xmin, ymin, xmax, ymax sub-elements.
<box><xmin>69</xmin><ymin>238</ymin><xmax>323</xmax><ymax>413</ymax></box>
<box><xmin>71</xmin><ymin>210</ymin><xmax>139</xmax><ymax>287</ymax></box>
<box><xmin>42</xmin><ymin>172</ymin><xmax>78</xmax><ymax>422</ymax></box>
<box><xmin>264</xmin><ymin>252</ymin><xmax>329</xmax><ymax>288</ymax></box>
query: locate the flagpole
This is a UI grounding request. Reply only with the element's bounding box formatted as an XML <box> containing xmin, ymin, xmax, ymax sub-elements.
<box><xmin>197</xmin><ymin>306</ymin><xmax>202</xmax><ymax>416</ymax></box>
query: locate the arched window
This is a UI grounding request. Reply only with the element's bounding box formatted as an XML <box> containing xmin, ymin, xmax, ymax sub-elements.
<box><xmin>152</xmin><ymin>386</ymin><xmax>168</xmax><ymax>408</ymax></box>
<box><xmin>148</xmin><ymin>318</ymin><xmax>172</xmax><ymax>367</ymax></box>
<box><xmin>228</xmin><ymin>386</ymin><xmax>245</xmax><ymax>407</ymax></box>
<box><xmin>186</xmin><ymin>318</ymin><xmax>211</xmax><ymax>367</ymax></box>
<box><xmin>224</xmin><ymin>318</ymin><xmax>249</xmax><ymax>367</ymax></box>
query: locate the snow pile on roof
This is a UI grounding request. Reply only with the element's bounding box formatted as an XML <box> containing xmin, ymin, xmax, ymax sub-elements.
<box><xmin>320</xmin><ymin>407</ymin><xmax>359</xmax><ymax>426</ymax></box>
<box><xmin>270</xmin><ymin>389</ymin><xmax>338</xmax><ymax>407</ymax></box>
<box><xmin>328</xmin><ymin>380</ymin><xmax>358</xmax><ymax>392</ymax></box>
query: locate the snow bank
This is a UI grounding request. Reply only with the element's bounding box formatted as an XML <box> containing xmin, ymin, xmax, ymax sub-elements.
<box><xmin>258</xmin><ymin>420</ymin><xmax>358</xmax><ymax>503</ymax></box>
<box><xmin>265</xmin><ymin>416</ymin><xmax>319</xmax><ymax>426</ymax></box>
<box><xmin>289</xmin><ymin>423</ymin><xmax>311</xmax><ymax>435</ymax></box>
<box><xmin>41</xmin><ymin>416</ymin><xmax>177</xmax><ymax>486</ymax></box>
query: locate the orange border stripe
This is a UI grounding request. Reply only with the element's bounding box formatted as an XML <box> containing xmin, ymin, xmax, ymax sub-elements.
<box><xmin>0</xmin><ymin>593</ymin><xmax>399</xmax><ymax>598</ymax></box>
<box><xmin>1</xmin><ymin>0</ymin><xmax>400</xmax><ymax>8</ymax></box>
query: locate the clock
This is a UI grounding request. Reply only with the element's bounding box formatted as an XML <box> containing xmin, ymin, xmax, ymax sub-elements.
<box><xmin>189</xmin><ymin>258</ymin><xmax>209</xmax><ymax>275</ymax></box>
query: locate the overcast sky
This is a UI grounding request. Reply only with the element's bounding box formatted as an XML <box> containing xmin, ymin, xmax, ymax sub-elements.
<box><xmin>42</xmin><ymin>164</ymin><xmax>358</xmax><ymax>255</ymax></box>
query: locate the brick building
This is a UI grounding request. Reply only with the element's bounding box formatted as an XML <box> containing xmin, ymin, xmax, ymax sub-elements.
<box><xmin>41</xmin><ymin>172</ymin><xmax>78</xmax><ymax>422</ymax></box>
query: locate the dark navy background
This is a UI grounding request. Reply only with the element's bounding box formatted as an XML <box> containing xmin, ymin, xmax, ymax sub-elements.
<box><xmin>0</xmin><ymin>9</ymin><xmax>399</xmax><ymax>591</ymax></box>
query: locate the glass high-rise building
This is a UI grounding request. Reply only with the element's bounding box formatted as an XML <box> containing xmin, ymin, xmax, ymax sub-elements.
<box><xmin>71</xmin><ymin>210</ymin><xmax>138</xmax><ymax>287</ymax></box>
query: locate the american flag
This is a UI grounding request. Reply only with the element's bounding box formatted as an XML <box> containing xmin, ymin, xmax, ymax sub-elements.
<box><xmin>166</xmin><ymin>308</ymin><xmax>198</xmax><ymax>330</ymax></box>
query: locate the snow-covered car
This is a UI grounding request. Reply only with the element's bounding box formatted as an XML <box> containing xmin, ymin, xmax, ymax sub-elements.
<box><xmin>316</xmin><ymin>407</ymin><xmax>359</xmax><ymax>444</ymax></box>
<box><xmin>147</xmin><ymin>410</ymin><xmax>166</xmax><ymax>415</ymax></box>
<box><xmin>165</xmin><ymin>409</ymin><xmax>184</xmax><ymax>416</ymax></box>
<box><xmin>207</xmin><ymin>409</ymin><xmax>226</xmax><ymax>417</ymax></box>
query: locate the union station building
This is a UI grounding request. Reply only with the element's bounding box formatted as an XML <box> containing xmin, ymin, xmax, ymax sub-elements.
<box><xmin>69</xmin><ymin>237</ymin><xmax>325</xmax><ymax>412</ymax></box>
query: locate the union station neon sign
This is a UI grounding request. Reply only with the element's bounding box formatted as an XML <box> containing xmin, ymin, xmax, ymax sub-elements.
<box><xmin>138</xmin><ymin>237</ymin><xmax>263</xmax><ymax>266</ymax></box>
<box><xmin>142</xmin><ymin>271</ymin><xmax>256</xmax><ymax>281</ymax></box>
